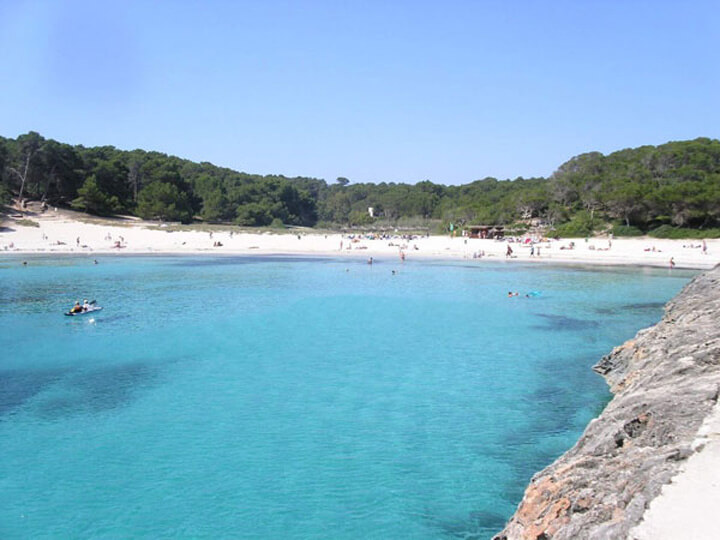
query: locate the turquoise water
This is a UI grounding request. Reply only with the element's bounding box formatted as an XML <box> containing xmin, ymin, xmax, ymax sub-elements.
<box><xmin>0</xmin><ymin>256</ymin><xmax>695</xmax><ymax>539</ymax></box>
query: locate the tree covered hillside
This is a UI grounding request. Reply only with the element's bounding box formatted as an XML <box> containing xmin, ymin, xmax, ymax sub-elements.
<box><xmin>1</xmin><ymin>132</ymin><xmax>719</xmax><ymax>237</ymax></box>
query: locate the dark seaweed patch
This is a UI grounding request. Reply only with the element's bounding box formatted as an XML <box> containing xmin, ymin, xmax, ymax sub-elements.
<box><xmin>0</xmin><ymin>368</ymin><xmax>67</xmax><ymax>418</ymax></box>
<box><xmin>69</xmin><ymin>362</ymin><xmax>157</xmax><ymax>413</ymax></box>
<box><xmin>533</xmin><ymin>313</ymin><xmax>599</xmax><ymax>331</ymax></box>
<box><xmin>594</xmin><ymin>302</ymin><xmax>665</xmax><ymax>316</ymax></box>
<box><xmin>621</xmin><ymin>301</ymin><xmax>665</xmax><ymax>311</ymax></box>
<box><xmin>29</xmin><ymin>362</ymin><xmax>159</xmax><ymax>420</ymax></box>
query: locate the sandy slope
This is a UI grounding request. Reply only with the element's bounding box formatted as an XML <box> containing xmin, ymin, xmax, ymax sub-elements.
<box><xmin>1</xmin><ymin>208</ymin><xmax>718</xmax><ymax>269</ymax></box>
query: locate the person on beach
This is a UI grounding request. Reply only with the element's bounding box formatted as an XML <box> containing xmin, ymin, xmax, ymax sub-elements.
<box><xmin>669</xmin><ymin>257</ymin><xmax>676</xmax><ymax>269</ymax></box>
<box><xmin>506</xmin><ymin>245</ymin><xmax>513</xmax><ymax>258</ymax></box>
<box><xmin>703</xmin><ymin>240</ymin><xmax>707</xmax><ymax>255</ymax></box>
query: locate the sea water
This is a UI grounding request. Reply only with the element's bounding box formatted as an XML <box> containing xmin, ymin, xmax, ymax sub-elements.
<box><xmin>0</xmin><ymin>256</ymin><xmax>695</xmax><ymax>539</ymax></box>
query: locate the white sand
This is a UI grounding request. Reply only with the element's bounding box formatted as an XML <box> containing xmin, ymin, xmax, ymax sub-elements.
<box><xmin>630</xmin><ymin>403</ymin><xmax>720</xmax><ymax>540</ymax></box>
<box><xmin>1</xmin><ymin>208</ymin><xmax>718</xmax><ymax>269</ymax></box>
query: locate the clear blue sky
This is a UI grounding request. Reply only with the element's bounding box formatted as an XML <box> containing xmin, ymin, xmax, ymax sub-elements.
<box><xmin>1</xmin><ymin>1</ymin><xmax>718</xmax><ymax>185</ymax></box>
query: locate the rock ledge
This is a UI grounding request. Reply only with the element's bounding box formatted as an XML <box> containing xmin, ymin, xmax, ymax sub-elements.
<box><xmin>494</xmin><ymin>264</ymin><xmax>720</xmax><ymax>540</ymax></box>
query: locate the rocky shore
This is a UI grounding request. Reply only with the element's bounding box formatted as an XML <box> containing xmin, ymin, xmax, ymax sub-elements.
<box><xmin>494</xmin><ymin>264</ymin><xmax>720</xmax><ymax>539</ymax></box>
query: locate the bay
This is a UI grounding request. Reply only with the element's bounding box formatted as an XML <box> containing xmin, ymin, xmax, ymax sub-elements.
<box><xmin>0</xmin><ymin>256</ymin><xmax>695</xmax><ymax>538</ymax></box>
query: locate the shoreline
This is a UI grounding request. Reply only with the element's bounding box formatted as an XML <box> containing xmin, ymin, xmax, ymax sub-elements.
<box><xmin>2</xmin><ymin>209</ymin><xmax>718</xmax><ymax>270</ymax></box>
<box><xmin>0</xmin><ymin>250</ymin><xmax>708</xmax><ymax>277</ymax></box>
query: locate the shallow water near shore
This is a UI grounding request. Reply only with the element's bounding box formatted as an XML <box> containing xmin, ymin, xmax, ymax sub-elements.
<box><xmin>0</xmin><ymin>256</ymin><xmax>696</xmax><ymax>538</ymax></box>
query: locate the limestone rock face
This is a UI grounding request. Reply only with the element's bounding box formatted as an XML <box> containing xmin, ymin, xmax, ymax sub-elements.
<box><xmin>494</xmin><ymin>265</ymin><xmax>720</xmax><ymax>540</ymax></box>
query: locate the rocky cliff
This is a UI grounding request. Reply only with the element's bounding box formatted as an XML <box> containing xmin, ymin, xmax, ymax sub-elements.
<box><xmin>494</xmin><ymin>265</ymin><xmax>720</xmax><ymax>540</ymax></box>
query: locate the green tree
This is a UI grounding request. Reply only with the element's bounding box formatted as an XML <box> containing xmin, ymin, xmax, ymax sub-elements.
<box><xmin>236</xmin><ymin>202</ymin><xmax>273</xmax><ymax>226</ymax></box>
<box><xmin>319</xmin><ymin>191</ymin><xmax>352</xmax><ymax>223</ymax></box>
<box><xmin>604</xmin><ymin>182</ymin><xmax>646</xmax><ymax>227</ymax></box>
<box><xmin>201</xmin><ymin>188</ymin><xmax>232</xmax><ymax>221</ymax></box>
<box><xmin>71</xmin><ymin>176</ymin><xmax>121</xmax><ymax>215</ymax></box>
<box><xmin>8</xmin><ymin>131</ymin><xmax>44</xmax><ymax>202</ymax></box>
<box><xmin>136</xmin><ymin>181</ymin><xmax>193</xmax><ymax>222</ymax></box>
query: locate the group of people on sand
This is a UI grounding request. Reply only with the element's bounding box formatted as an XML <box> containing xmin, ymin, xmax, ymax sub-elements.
<box><xmin>69</xmin><ymin>299</ymin><xmax>92</xmax><ymax>313</ymax></box>
<box><xmin>683</xmin><ymin>240</ymin><xmax>708</xmax><ymax>255</ymax></box>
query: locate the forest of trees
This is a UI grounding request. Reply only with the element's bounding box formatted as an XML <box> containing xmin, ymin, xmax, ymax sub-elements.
<box><xmin>1</xmin><ymin>132</ymin><xmax>719</xmax><ymax>237</ymax></box>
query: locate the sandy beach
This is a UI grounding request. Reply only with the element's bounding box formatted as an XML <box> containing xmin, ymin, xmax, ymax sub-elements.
<box><xmin>1</xmin><ymin>208</ymin><xmax>718</xmax><ymax>270</ymax></box>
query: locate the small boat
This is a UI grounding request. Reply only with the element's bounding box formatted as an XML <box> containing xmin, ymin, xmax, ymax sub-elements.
<box><xmin>64</xmin><ymin>300</ymin><xmax>102</xmax><ymax>316</ymax></box>
<box><xmin>65</xmin><ymin>306</ymin><xmax>103</xmax><ymax>316</ymax></box>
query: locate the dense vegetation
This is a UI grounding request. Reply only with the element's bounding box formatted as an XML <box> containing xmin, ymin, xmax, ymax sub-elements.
<box><xmin>1</xmin><ymin>132</ymin><xmax>719</xmax><ymax>236</ymax></box>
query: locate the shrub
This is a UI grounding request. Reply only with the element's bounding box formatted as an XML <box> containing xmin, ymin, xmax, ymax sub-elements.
<box><xmin>348</xmin><ymin>210</ymin><xmax>375</xmax><ymax>226</ymax></box>
<box><xmin>649</xmin><ymin>225</ymin><xmax>720</xmax><ymax>239</ymax></box>
<box><xmin>269</xmin><ymin>218</ymin><xmax>285</xmax><ymax>229</ymax></box>
<box><xmin>235</xmin><ymin>203</ymin><xmax>272</xmax><ymax>226</ymax></box>
<box><xmin>15</xmin><ymin>219</ymin><xmax>40</xmax><ymax>227</ymax></box>
<box><xmin>431</xmin><ymin>222</ymin><xmax>447</xmax><ymax>235</ymax></box>
<box><xmin>611</xmin><ymin>224</ymin><xmax>644</xmax><ymax>237</ymax></box>
<box><xmin>552</xmin><ymin>211</ymin><xmax>595</xmax><ymax>238</ymax></box>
